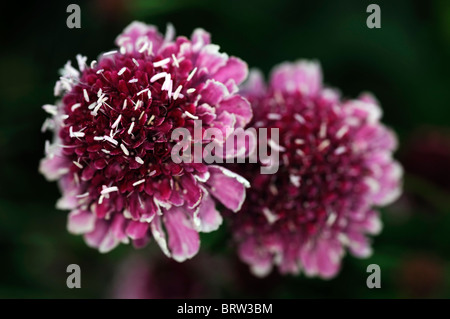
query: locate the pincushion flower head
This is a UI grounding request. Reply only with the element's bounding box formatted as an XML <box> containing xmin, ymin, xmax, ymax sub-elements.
<box><xmin>39</xmin><ymin>22</ymin><xmax>251</xmax><ymax>261</ymax></box>
<box><xmin>228</xmin><ymin>61</ymin><xmax>402</xmax><ymax>278</ymax></box>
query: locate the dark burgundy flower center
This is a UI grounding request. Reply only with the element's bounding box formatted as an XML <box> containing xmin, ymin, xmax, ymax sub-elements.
<box><xmin>232</xmin><ymin>90</ymin><xmax>372</xmax><ymax>238</ymax></box>
<box><xmin>59</xmin><ymin>52</ymin><xmax>200</xmax><ymax>198</ymax></box>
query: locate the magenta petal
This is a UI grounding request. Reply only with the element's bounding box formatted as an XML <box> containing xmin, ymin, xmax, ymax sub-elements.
<box><xmin>39</xmin><ymin>154</ymin><xmax>69</xmax><ymax>181</ymax></box>
<box><xmin>115</xmin><ymin>21</ymin><xmax>164</xmax><ymax>54</ymax></box>
<box><xmin>218</xmin><ymin>95</ymin><xmax>252</xmax><ymax>127</ymax></box>
<box><xmin>197</xmin><ymin>190</ymin><xmax>223</xmax><ymax>232</ymax></box>
<box><xmin>196</xmin><ymin>44</ymin><xmax>228</xmax><ymax>75</ymax></box>
<box><xmin>199</xmin><ymin>79</ymin><xmax>228</xmax><ymax>106</ymax></box>
<box><xmin>67</xmin><ymin>209</ymin><xmax>96</xmax><ymax>234</ymax></box>
<box><xmin>238</xmin><ymin>237</ymin><xmax>273</xmax><ymax>277</ymax></box>
<box><xmin>315</xmin><ymin>240</ymin><xmax>343</xmax><ymax>279</ymax></box>
<box><xmin>164</xmin><ymin>207</ymin><xmax>200</xmax><ymax>262</ymax></box>
<box><xmin>270</xmin><ymin>60</ymin><xmax>322</xmax><ymax>96</ymax></box>
<box><xmin>150</xmin><ymin>215</ymin><xmax>171</xmax><ymax>257</ymax></box>
<box><xmin>191</xmin><ymin>28</ymin><xmax>211</xmax><ymax>50</ymax></box>
<box><xmin>179</xmin><ymin>173</ymin><xmax>203</xmax><ymax>209</ymax></box>
<box><xmin>206</xmin><ymin>166</ymin><xmax>249</xmax><ymax>212</ymax></box>
<box><xmin>84</xmin><ymin>219</ymin><xmax>119</xmax><ymax>253</ymax></box>
<box><xmin>241</xmin><ymin>69</ymin><xmax>266</xmax><ymax>97</ymax></box>
<box><xmin>213</xmin><ymin>57</ymin><xmax>248</xmax><ymax>88</ymax></box>
<box><xmin>126</xmin><ymin>220</ymin><xmax>149</xmax><ymax>240</ymax></box>
<box><xmin>111</xmin><ymin>214</ymin><xmax>128</xmax><ymax>242</ymax></box>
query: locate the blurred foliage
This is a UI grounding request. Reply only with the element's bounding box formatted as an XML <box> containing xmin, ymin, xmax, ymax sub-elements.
<box><xmin>1</xmin><ymin>0</ymin><xmax>450</xmax><ymax>298</ymax></box>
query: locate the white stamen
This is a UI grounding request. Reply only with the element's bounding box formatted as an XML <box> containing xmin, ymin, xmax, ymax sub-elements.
<box><xmin>120</xmin><ymin>143</ymin><xmax>129</xmax><ymax>156</ymax></box>
<box><xmin>327</xmin><ymin>212</ymin><xmax>338</xmax><ymax>226</ymax></box>
<box><xmin>83</xmin><ymin>89</ymin><xmax>89</xmax><ymax>102</ymax></box>
<box><xmin>318</xmin><ymin>139</ymin><xmax>330</xmax><ymax>151</ymax></box>
<box><xmin>173</xmin><ymin>85</ymin><xmax>182</xmax><ymax>100</ymax></box>
<box><xmin>296</xmin><ymin>149</ymin><xmax>305</xmax><ymax>157</ymax></box>
<box><xmin>336</xmin><ymin>126</ymin><xmax>348</xmax><ymax>139</ymax></box>
<box><xmin>94</xmin><ymin>136</ymin><xmax>104</xmax><ymax>141</ymax></box>
<box><xmin>294</xmin><ymin>113</ymin><xmax>305</xmax><ymax>124</ymax></box>
<box><xmin>120</xmin><ymin>46</ymin><xmax>126</xmax><ymax>54</ymax></box>
<box><xmin>187</xmin><ymin>67</ymin><xmax>197</xmax><ymax>81</ymax></box>
<box><xmin>267</xmin><ymin>113</ymin><xmax>281</xmax><ymax>120</ymax></box>
<box><xmin>98</xmin><ymin>195</ymin><xmax>104</xmax><ymax>205</ymax></box>
<box><xmin>162</xmin><ymin>73</ymin><xmax>171</xmax><ymax>91</ymax></box>
<box><xmin>76</xmin><ymin>192</ymin><xmax>89</xmax><ymax>198</ymax></box>
<box><xmin>111</xmin><ymin>114</ymin><xmax>122</xmax><ymax>129</ymax></box>
<box><xmin>268</xmin><ymin>139</ymin><xmax>286</xmax><ymax>152</ymax></box>
<box><xmin>150</xmin><ymin>72</ymin><xmax>167</xmax><ymax>82</ymax></box>
<box><xmin>118</xmin><ymin>67</ymin><xmax>127</xmax><ymax>76</ymax></box>
<box><xmin>132</xmin><ymin>58</ymin><xmax>139</xmax><ymax>67</ymax></box>
<box><xmin>139</xmin><ymin>111</ymin><xmax>145</xmax><ymax>121</ymax></box>
<box><xmin>132</xmin><ymin>179</ymin><xmax>146</xmax><ymax>187</ymax></box>
<box><xmin>334</xmin><ymin>146</ymin><xmax>346</xmax><ymax>155</ymax></box>
<box><xmin>289</xmin><ymin>175</ymin><xmax>301</xmax><ymax>187</ymax></box>
<box><xmin>137</xmin><ymin>88</ymin><xmax>149</xmax><ymax>96</ymax></box>
<box><xmin>135</xmin><ymin>156</ymin><xmax>144</xmax><ymax>165</ymax></box>
<box><xmin>147</xmin><ymin>41</ymin><xmax>153</xmax><ymax>55</ymax></box>
<box><xmin>184</xmin><ymin>111</ymin><xmax>198</xmax><ymax>120</ymax></box>
<box><xmin>101</xmin><ymin>149</ymin><xmax>111</xmax><ymax>154</ymax></box>
<box><xmin>153</xmin><ymin>57</ymin><xmax>171</xmax><ymax>68</ymax></box>
<box><xmin>100</xmin><ymin>186</ymin><xmax>119</xmax><ymax>195</ymax></box>
<box><xmin>138</xmin><ymin>41</ymin><xmax>148</xmax><ymax>53</ymax></box>
<box><xmin>103</xmin><ymin>50</ymin><xmax>118</xmax><ymax>56</ymax></box>
<box><xmin>171</xmin><ymin>54</ymin><xmax>179</xmax><ymax>67</ymax></box>
<box><xmin>186</xmin><ymin>88</ymin><xmax>196</xmax><ymax>94</ymax></box>
<box><xmin>96</xmin><ymin>69</ymin><xmax>104</xmax><ymax>74</ymax></box>
<box><xmin>149</xmin><ymin>170</ymin><xmax>157</xmax><ymax>177</ymax></box>
<box><xmin>128</xmin><ymin>121</ymin><xmax>135</xmax><ymax>135</ymax></box>
<box><xmin>72</xmin><ymin>132</ymin><xmax>85</xmax><ymax>138</ymax></box>
<box><xmin>73</xmin><ymin>161</ymin><xmax>83</xmax><ymax>169</ymax></box>
<box><xmin>87</xmin><ymin>102</ymin><xmax>97</xmax><ymax>110</ymax></box>
<box><xmin>123</xmin><ymin>99</ymin><xmax>127</xmax><ymax>109</ymax></box>
<box><xmin>262</xmin><ymin>207</ymin><xmax>279</xmax><ymax>224</ymax></box>
<box><xmin>71</xmin><ymin>103</ymin><xmax>81</xmax><ymax>111</ymax></box>
<box><xmin>128</xmin><ymin>78</ymin><xmax>138</xmax><ymax>83</ymax></box>
<box><xmin>90</xmin><ymin>60</ymin><xmax>97</xmax><ymax>68</ymax></box>
<box><xmin>92</xmin><ymin>102</ymin><xmax>102</xmax><ymax>116</ymax></box>
<box><xmin>104</xmin><ymin>136</ymin><xmax>118</xmax><ymax>145</ymax></box>
<box><xmin>42</xmin><ymin>104</ymin><xmax>58</xmax><ymax>116</ymax></box>
<box><xmin>294</xmin><ymin>139</ymin><xmax>305</xmax><ymax>145</ymax></box>
<box><xmin>134</xmin><ymin>100</ymin><xmax>143</xmax><ymax>110</ymax></box>
<box><xmin>147</xmin><ymin>114</ymin><xmax>155</xmax><ymax>125</ymax></box>
<box><xmin>97</xmin><ymin>88</ymin><xmax>103</xmax><ymax>98</ymax></box>
<box><xmin>320</xmin><ymin>123</ymin><xmax>327</xmax><ymax>138</ymax></box>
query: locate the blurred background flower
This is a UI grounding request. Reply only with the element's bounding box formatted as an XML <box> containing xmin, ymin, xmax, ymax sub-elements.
<box><xmin>1</xmin><ymin>0</ymin><xmax>450</xmax><ymax>298</ymax></box>
<box><xmin>110</xmin><ymin>249</ymin><xmax>231</xmax><ymax>298</ymax></box>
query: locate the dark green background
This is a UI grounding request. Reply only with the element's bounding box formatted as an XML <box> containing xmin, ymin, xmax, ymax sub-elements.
<box><xmin>1</xmin><ymin>0</ymin><xmax>450</xmax><ymax>298</ymax></box>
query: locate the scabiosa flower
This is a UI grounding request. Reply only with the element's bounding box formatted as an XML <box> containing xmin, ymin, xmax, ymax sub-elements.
<box><xmin>39</xmin><ymin>22</ymin><xmax>251</xmax><ymax>261</ymax></box>
<box><xmin>227</xmin><ymin>61</ymin><xmax>402</xmax><ymax>278</ymax></box>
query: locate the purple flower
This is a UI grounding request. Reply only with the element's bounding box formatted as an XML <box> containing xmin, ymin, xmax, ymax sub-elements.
<box><xmin>227</xmin><ymin>61</ymin><xmax>403</xmax><ymax>278</ymax></box>
<box><xmin>40</xmin><ymin>22</ymin><xmax>251</xmax><ymax>261</ymax></box>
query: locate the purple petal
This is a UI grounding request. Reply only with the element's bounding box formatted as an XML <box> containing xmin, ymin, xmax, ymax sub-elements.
<box><xmin>213</xmin><ymin>57</ymin><xmax>248</xmax><ymax>88</ymax></box>
<box><xmin>164</xmin><ymin>207</ymin><xmax>200</xmax><ymax>262</ymax></box>
<box><xmin>67</xmin><ymin>209</ymin><xmax>96</xmax><ymax>234</ymax></box>
<box><xmin>126</xmin><ymin>220</ymin><xmax>149</xmax><ymax>240</ymax></box>
<box><xmin>270</xmin><ymin>60</ymin><xmax>322</xmax><ymax>96</ymax></box>
<box><xmin>206</xmin><ymin>165</ymin><xmax>249</xmax><ymax>212</ymax></box>
<box><xmin>150</xmin><ymin>215</ymin><xmax>171</xmax><ymax>257</ymax></box>
<box><xmin>197</xmin><ymin>190</ymin><xmax>223</xmax><ymax>232</ymax></box>
<box><xmin>199</xmin><ymin>79</ymin><xmax>229</xmax><ymax>106</ymax></box>
<box><xmin>218</xmin><ymin>95</ymin><xmax>252</xmax><ymax>127</ymax></box>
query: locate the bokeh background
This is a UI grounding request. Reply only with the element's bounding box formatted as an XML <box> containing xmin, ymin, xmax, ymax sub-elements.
<box><xmin>1</xmin><ymin>0</ymin><xmax>450</xmax><ymax>298</ymax></box>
